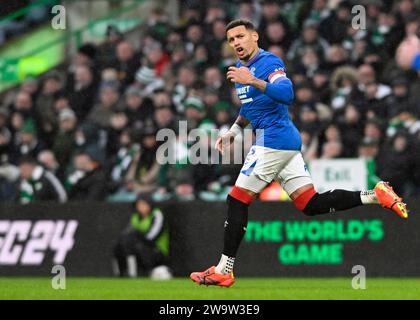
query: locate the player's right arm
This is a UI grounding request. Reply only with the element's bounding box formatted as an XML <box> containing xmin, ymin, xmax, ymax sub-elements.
<box><xmin>215</xmin><ymin>115</ymin><xmax>249</xmax><ymax>154</ymax></box>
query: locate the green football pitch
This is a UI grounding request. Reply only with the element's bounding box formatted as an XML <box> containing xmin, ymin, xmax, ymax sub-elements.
<box><xmin>1</xmin><ymin>278</ymin><xmax>420</xmax><ymax>300</ymax></box>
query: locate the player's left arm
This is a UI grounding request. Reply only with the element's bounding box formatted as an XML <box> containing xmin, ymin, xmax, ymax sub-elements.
<box><xmin>227</xmin><ymin>65</ymin><xmax>294</xmax><ymax>104</ymax></box>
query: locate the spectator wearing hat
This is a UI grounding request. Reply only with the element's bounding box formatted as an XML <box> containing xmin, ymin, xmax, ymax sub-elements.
<box><xmin>330</xmin><ymin>66</ymin><xmax>364</xmax><ymax>111</ymax></box>
<box><xmin>52</xmin><ymin>108</ymin><xmax>77</xmax><ymax>176</ymax></box>
<box><xmin>212</xmin><ymin>101</ymin><xmax>233</xmax><ymax>131</ymax></box>
<box><xmin>183</xmin><ymin>96</ymin><xmax>207</xmax><ymax>132</ymax></box>
<box><xmin>134</xmin><ymin>65</ymin><xmax>165</xmax><ymax>98</ymax></box>
<box><xmin>76</xmin><ymin>43</ymin><xmax>98</xmax><ymax>66</ymax></box>
<box><xmin>12</xmin><ymin>119</ymin><xmax>46</xmax><ymax>165</ymax></box>
<box><xmin>18</xmin><ymin>156</ymin><xmax>67</xmax><ymax>204</ymax></box>
<box><xmin>65</xmin><ymin>151</ymin><xmax>107</xmax><ymax>201</ymax></box>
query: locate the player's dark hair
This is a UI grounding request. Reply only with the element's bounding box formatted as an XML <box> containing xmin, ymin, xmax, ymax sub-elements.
<box><xmin>225</xmin><ymin>19</ymin><xmax>256</xmax><ymax>33</ymax></box>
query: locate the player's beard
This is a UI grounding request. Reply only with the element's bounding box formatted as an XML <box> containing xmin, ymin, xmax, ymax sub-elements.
<box><xmin>239</xmin><ymin>47</ymin><xmax>257</xmax><ymax>63</ymax></box>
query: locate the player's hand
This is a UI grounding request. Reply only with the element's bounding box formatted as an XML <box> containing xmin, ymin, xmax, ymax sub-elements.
<box><xmin>396</xmin><ymin>35</ymin><xmax>420</xmax><ymax>70</ymax></box>
<box><xmin>227</xmin><ymin>66</ymin><xmax>255</xmax><ymax>85</ymax></box>
<box><xmin>214</xmin><ymin>131</ymin><xmax>235</xmax><ymax>155</ymax></box>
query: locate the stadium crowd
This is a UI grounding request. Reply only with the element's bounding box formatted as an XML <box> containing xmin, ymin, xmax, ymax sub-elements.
<box><xmin>1</xmin><ymin>0</ymin><xmax>420</xmax><ymax>204</ymax></box>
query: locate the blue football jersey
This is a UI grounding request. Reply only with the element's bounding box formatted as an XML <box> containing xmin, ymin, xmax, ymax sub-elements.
<box><xmin>235</xmin><ymin>49</ymin><xmax>301</xmax><ymax>151</ymax></box>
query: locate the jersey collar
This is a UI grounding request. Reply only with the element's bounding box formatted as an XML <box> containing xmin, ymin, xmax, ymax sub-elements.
<box><xmin>239</xmin><ymin>48</ymin><xmax>263</xmax><ymax>67</ymax></box>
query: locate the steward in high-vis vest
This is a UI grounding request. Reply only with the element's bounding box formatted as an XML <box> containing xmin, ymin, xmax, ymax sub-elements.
<box><xmin>113</xmin><ymin>194</ymin><xmax>169</xmax><ymax>277</ymax></box>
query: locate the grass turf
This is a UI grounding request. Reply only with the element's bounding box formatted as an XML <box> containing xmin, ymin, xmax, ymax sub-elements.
<box><xmin>0</xmin><ymin>277</ymin><xmax>419</xmax><ymax>300</ymax></box>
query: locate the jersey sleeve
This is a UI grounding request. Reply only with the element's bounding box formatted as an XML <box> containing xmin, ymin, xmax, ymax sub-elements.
<box><xmin>262</xmin><ymin>57</ymin><xmax>294</xmax><ymax>105</ymax></box>
<box><xmin>412</xmin><ymin>52</ymin><xmax>420</xmax><ymax>71</ymax></box>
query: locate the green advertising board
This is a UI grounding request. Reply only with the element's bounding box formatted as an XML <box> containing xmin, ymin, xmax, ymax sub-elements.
<box><xmin>245</xmin><ymin>219</ymin><xmax>384</xmax><ymax>265</ymax></box>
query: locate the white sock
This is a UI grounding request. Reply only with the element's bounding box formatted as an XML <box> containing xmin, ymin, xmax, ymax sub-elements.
<box><xmin>360</xmin><ymin>190</ymin><xmax>378</xmax><ymax>204</ymax></box>
<box><xmin>215</xmin><ymin>254</ymin><xmax>235</xmax><ymax>275</ymax></box>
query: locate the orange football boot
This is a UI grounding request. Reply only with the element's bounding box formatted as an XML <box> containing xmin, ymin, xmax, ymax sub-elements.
<box><xmin>190</xmin><ymin>266</ymin><xmax>235</xmax><ymax>287</ymax></box>
<box><xmin>374</xmin><ymin>181</ymin><xmax>408</xmax><ymax>219</ymax></box>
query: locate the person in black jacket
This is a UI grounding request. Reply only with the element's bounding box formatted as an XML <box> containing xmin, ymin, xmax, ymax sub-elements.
<box><xmin>18</xmin><ymin>156</ymin><xmax>67</xmax><ymax>204</ymax></box>
<box><xmin>65</xmin><ymin>151</ymin><xmax>107</xmax><ymax>201</ymax></box>
<box><xmin>376</xmin><ymin>131</ymin><xmax>415</xmax><ymax>196</ymax></box>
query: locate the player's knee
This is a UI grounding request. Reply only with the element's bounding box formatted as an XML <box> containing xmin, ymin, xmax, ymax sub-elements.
<box><xmin>228</xmin><ymin>186</ymin><xmax>255</xmax><ymax>205</ymax></box>
<box><xmin>292</xmin><ymin>187</ymin><xmax>318</xmax><ymax>215</ymax></box>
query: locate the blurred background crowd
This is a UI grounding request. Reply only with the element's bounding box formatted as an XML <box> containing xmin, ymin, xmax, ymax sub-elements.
<box><xmin>1</xmin><ymin>0</ymin><xmax>420</xmax><ymax>204</ymax></box>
